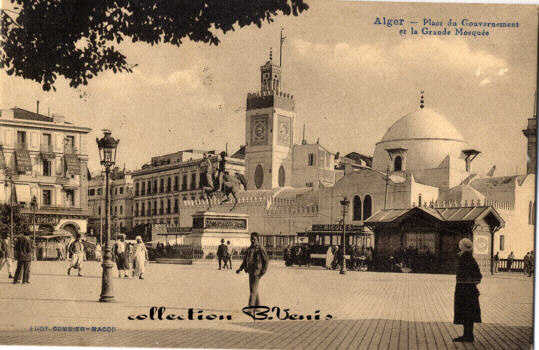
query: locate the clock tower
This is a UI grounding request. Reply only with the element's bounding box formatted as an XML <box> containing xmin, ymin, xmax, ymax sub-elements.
<box><xmin>245</xmin><ymin>50</ymin><xmax>295</xmax><ymax>190</ymax></box>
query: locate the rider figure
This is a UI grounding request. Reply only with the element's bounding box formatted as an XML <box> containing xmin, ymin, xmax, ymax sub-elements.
<box><xmin>201</xmin><ymin>153</ymin><xmax>214</xmax><ymax>190</ymax></box>
<box><xmin>218</xmin><ymin>151</ymin><xmax>227</xmax><ymax>191</ymax></box>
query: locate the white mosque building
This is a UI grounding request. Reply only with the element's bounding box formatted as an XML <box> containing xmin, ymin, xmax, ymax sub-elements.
<box><xmin>175</xmin><ymin>54</ymin><xmax>536</xmax><ymax>265</ymax></box>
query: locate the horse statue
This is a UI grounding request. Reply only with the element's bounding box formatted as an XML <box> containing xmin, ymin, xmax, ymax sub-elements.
<box><xmin>201</xmin><ymin>170</ymin><xmax>247</xmax><ymax>211</ymax></box>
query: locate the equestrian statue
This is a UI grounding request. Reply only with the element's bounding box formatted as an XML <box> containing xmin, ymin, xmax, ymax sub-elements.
<box><xmin>200</xmin><ymin>152</ymin><xmax>247</xmax><ymax>211</ymax></box>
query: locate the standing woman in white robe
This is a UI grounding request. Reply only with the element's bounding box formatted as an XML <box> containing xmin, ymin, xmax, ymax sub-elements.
<box><xmin>325</xmin><ymin>245</ymin><xmax>334</xmax><ymax>269</ymax></box>
<box><xmin>133</xmin><ymin>236</ymin><xmax>148</xmax><ymax>279</ymax></box>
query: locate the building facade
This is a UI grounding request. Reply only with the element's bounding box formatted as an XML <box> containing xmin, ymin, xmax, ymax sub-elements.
<box><xmin>0</xmin><ymin>107</ymin><xmax>91</xmax><ymax>236</ymax></box>
<box><xmin>87</xmin><ymin>168</ymin><xmax>134</xmax><ymax>241</ymax></box>
<box><xmin>131</xmin><ymin>150</ymin><xmax>245</xmax><ymax>228</ymax></box>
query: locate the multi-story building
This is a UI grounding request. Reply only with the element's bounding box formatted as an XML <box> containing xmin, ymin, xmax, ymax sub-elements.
<box><xmin>131</xmin><ymin>150</ymin><xmax>245</xmax><ymax>227</ymax></box>
<box><xmin>0</xmin><ymin>107</ymin><xmax>91</xmax><ymax>236</ymax></box>
<box><xmin>87</xmin><ymin>168</ymin><xmax>134</xmax><ymax>241</ymax></box>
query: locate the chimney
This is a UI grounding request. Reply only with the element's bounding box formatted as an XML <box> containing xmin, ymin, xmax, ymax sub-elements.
<box><xmin>36</xmin><ymin>100</ymin><xmax>40</xmax><ymax>114</ymax></box>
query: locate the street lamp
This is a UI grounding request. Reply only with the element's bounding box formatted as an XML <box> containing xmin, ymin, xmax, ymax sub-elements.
<box><xmin>340</xmin><ymin>197</ymin><xmax>350</xmax><ymax>275</ymax></box>
<box><xmin>30</xmin><ymin>196</ymin><xmax>37</xmax><ymax>244</ymax></box>
<box><xmin>4</xmin><ymin>169</ymin><xmax>15</xmax><ymax>240</ymax></box>
<box><xmin>96</xmin><ymin>129</ymin><xmax>119</xmax><ymax>302</ymax></box>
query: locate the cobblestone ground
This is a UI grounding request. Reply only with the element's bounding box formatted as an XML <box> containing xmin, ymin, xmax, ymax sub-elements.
<box><xmin>0</xmin><ymin>260</ymin><xmax>533</xmax><ymax>349</ymax></box>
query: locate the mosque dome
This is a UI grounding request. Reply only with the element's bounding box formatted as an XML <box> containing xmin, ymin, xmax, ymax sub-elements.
<box><xmin>372</xmin><ymin>107</ymin><xmax>470</xmax><ymax>176</ymax></box>
<box><xmin>381</xmin><ymin>108</ymin><xmax>465</xmax><ymax>143</ymax></box>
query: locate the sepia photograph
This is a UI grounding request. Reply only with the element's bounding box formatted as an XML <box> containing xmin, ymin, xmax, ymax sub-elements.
<box><xmin>0</xmin><ymin>0</ymin><xmax>536</xmax><ymax>349</ymax></box>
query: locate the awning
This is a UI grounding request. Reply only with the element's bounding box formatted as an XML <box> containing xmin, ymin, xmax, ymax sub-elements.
<box><xmin>64</xmin><ymin>154</ymin><xmax>81</xmax><ymax>175</ymax></box>
<box><xmin>15</xmin><ymin>149</ymin><xmax>32</xmax><ymax>172</ymax></box>
<box><xmin>14</xmin><ymin>184</ymin><xmax>31</xmax><ymax>203</ymax></box>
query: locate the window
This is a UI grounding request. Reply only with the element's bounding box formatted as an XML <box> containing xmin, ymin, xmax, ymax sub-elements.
<box><xmin>141</xmin><ymin>203</ymin><xmax>145</xmax><ymax>216</ymax></box>
<box><xmin>120</xmin><ymin>187</ymin><xmax>124</xmax><ymax>194</ymax></box>
<box><xmin>97</xmin><ymin>188</ymin><xmax>102</xmax><ymax>195</ymax></box>
<box><xmin>114</xmin><ymin>206</ymin><xmax>117</xmax><ymax>215</ymax></box>
<box><xmin>278</xmin><ymin>166</ymin><xmax>285</xmax><ymax>187</ymax></box>
<box><xmin>308</xmin><ymin>153</ymin><xmax>315</xmax><ymax>166</ymax></box>
<box><xmin>182</xmin><ymin>175</ymin><xmax>187</xmax><ymax>191</ymax></box>
<box><xmin>135</xmin><ymin>203</ymin><xmax>138</xmax><ymax>217</ymax></box>
<box><xmin>499</xmin><ymin>235</ymin><xmax>505</xmax><ymax>251</ymax></box>
<box><xmin>42</xmin><ymin>189</ymin><xmax>52</xmax><ymax>205</ymax></box>
<box><xmin>191</xmin><ymin>173</ymin><xmax>197</xmax><ymax>190</ymax></box>
<box><xmin>65</xmin><ymin>135</ymin><xmax>75</xmax><ymax>152</ymax></box>
<box><xmin>147</xmin><ymin>181</ymin><xmax>151</xmax><ymax>194</ymax></box>
<box><xmin>98</xmin><ymin>206</ymin><xmax>101</xmax><ymax>216</ymax></box>
<box><xmin>89</xmin><ymin>189</ymin><xmax>95</xmax><ymax>196</ymax></box>
<box><xmin>154</xmin><ymin>180</ymin><xmax>158</xmax><ymax>194</ymax></box>
<box><xmin>363</xmin><ymin>195</ymin><xmax>372</xmax><ymax>219</ymax></box>
<box><xmin>353</xmin><ymin>195</ymin><xmax>362</xmax><ymax>221</ymax></box>
<box><xmin>135</xmin><ymin>183</ymin><xmax>139</xmax><ymax>196</ymax></box>
<box><xmin>167</xmin><ymin>198</ymin><xmax>171</xmax><ymax>214</ymax></box>
<box><xmin>174</xmin><ymin>176</ymin><xmax>179</xmax><ymax>191</ymax></box>
<box><xmin>43</xmin><ymin>159</ymin><xmax>51</xmax><ymax>176</ymax></box>
<box><xmin>153</xmin><ymin>201</ymin><xmax>157</xmax><ymax>215</ymax></box>
<box><xmin>254</xmin><ymin>165</ymin><xmax>264</xmax><ymax>189</ymax></box>
<box><xmin>17</xmin><ymin>131</ymin><xmax>27</xmax><ymax>149</ymax></box>
<box><xmin>418</xmin><ymin>194</ymin><xmax>423</xmax><ymax>207</ymax></box>
<box><xmin>394</xmin><ymin>156</ymin><xmax>403</xmax><ymax>171</ymax></box>
<box><xmin>147</xmin><ymin>202</ymin><xmax>152</xmax><ymax>216</ymax></box>
<box><xmin>160</xmin><ymin>200</ymin><xmax>164</xmax><ymax>215</ymax></box>
<box><xmin>167</xmin><ymin>177</ymin><xmax>171</xmax><ymax>192</ymax></box>
<box><xmin>42</xmin><ymin>133</ymin><xmax>52</xmax><ymax>145</ymax></box>
<box><xmin>160</xmin><ymin>178</ymin><xmax>164</xmax><ymax>193</ymax></box>
<box><xmin>120</xmin><ymin>205</ymin><xmax>123</xmax><ymax>215</ymax></box>
<box><xmin>174</xmin><ymin>199</ymin><xmax>179</xmax><ymax>213</ymax></box>
<box><xmin>65</xmin><ymin>190</ymin><xmax>75</xmax><ymax>207</ymax></box>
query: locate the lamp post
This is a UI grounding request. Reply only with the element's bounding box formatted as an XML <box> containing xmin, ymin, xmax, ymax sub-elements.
<box><xmin>340</xmin><ymin>197</ymin><xmax>350</xmax><ymax>275</ymax></box>
<box><xmin>96</xmin><ymin>129</ymin><xmax>119</xmax><ymax>302</ymax></box>
<box><xmin>4</xmin><ymin>169</ymin><xmax>15</xmax><ymax>240</ymax></box>
<box><xmin>30</xmin><ymin>196</ymin><xmax>37</xmax><ymax>244</ymax></box>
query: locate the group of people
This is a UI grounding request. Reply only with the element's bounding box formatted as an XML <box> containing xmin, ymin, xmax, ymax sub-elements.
<box><xmin>283</xmin><ymin>244</ymin><xmax>311</xmax><ymax>267</ymax></box>
<box><xmin>325</xmin><ymin>245</ymin><xmax>373</xmax><ymax>271</ymax></box>
<box><xmin>217</xmin><ymin>239</ymin><xmax>234</xmax><ymax>270</ymax></box>
<box><xmin>523</xmin><ymin>251</ymin><xmax>535</xmax><ymax>277</ymax></box>
<box><xmin>112</xmin><ymin>234</ymin><xmax>148</xmax><ymax>279</ymax></box>
<box><xmin>0</xmin><ymin>233</ymin><xmax>33</xmax><ymax>284</ymax></box>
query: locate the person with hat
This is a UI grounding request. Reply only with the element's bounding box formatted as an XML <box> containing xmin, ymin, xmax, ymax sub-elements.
<box><xmin>453</xmin><ymin>238</ymin><xmax>482</xmax><ymax>343</ymax></box>
<box><xmin>133</xmin><ymin>236</ymin><xmax>148</xmax><ymax>279</ymax></box>
<box><xmin>67</xmin><ymin>233</ymin><xmax>85</xmax><ymax>277</ymax></box>
<box><xmin>217</xmin><ymin>238</ymin><xmax>228</xmax><ymax>270</ymax></box>
<box><xmin>113</xmin><ymin>234</ymin><xmax>128</xmax><ymax>278</ymax></box>
<box><xmin>237</xmin><ymin>232</ymin><xmax>269</xmax><ymax>307</ymax></box>
<box><xmin>13</xmin><ymin>232</ymin><xmax>33</xmax><ymax>284</ymax></box>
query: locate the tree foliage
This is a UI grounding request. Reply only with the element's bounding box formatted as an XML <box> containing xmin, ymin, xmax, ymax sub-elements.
<box><xmin>0</xmin><ymin>203</ymin><xmax>29</xmax><ymax>237</ymax></box>
<box><xmin>1</xmin><ymin>0</ymin><xmax>308</xmax><ymax>91</ymax></box>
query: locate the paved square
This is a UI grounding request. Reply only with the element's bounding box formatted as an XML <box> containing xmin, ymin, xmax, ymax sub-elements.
<box><xmin>0</xmin><ymin>260</ymin><xmax>533</xmax><ymax>349</ymax></box>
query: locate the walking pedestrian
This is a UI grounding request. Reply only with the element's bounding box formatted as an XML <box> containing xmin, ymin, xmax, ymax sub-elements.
<box><xmin>13</xmin><ymin>233</ymin><xmax>33</xmax><ymax>284</ymax></box>
<box><xmin>113</xmin><ymin>235</ymin><xmax>128</xmax><ymax>278</ymax></box>
<box><xmin>217</xmin><ymin>239</ymin><xmax>228</xmax><ymax>270</ymax></box>
<box><xmin>0</xmin><ymin>236</ymin><xmax>15</xmax><ymax>279</ymax></box>
<box><xmin>67</xmin><ymin>233</ymin><xmax>85</xmax><ymax>277</ymax></box>
<box><xmin>325</xmin><ymin>245</ymin><xmax>334</xmax><ymax>269</ymax></box>
<box><xmin>225</xmin><ymin>240</ymin><xmax>233</xmax><ymax>269</ymax></box>
<box><xmin>453</xmin><ymin>238</ymin><xmax>482</xmax><ymax>343</ymax></box>
<box><xmin>236</xmin><ymin>232</ymin><xmax>269</xmax><ymax>307</ymax></box>
<box><xmin>133</xmin><ymin>236</ymin><xmax>148</xmax><ymax>279</ymax></box>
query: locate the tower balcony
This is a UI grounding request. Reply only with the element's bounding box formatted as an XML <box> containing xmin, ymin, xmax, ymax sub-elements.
<box><xmin>247</xmin><ymin>90</ymin><xmax>295</xmax><ymax>112</ymax></box>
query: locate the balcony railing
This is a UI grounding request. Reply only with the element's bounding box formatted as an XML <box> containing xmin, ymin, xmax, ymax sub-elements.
<box><xmin>64</xmin><ymin>146</ymin><xmax>78</xmax><ymax>154</ymax></box>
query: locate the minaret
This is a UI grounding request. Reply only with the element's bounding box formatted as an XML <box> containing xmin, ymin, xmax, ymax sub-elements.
<box><xmin>523</xmin><ymin>91</ymin><xmax>537</xmax><ymax>174</ymax></box>
<box><xmin>245</xmin><ymin>45</ymin><xmax>296</xmax><ymax>190</ymax></box>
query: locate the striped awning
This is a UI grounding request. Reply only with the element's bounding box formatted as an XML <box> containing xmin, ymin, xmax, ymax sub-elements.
<box><xmin>15</xmin><ymin>149</ymin><xmax>32</xmax><ymax>172</ymax></box>
<box><xmin>64</xmin><ymin>154</ymin><xmax>81</xmax><ymax>175</ymax></box>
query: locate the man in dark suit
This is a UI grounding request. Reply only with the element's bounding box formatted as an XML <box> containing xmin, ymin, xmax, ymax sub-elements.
<box><xmin>217</xmin><ymin>239</ymin><xmax>228</xmax><ymax>270</ymax></box>
<box><xmin>237</xmin><ymin>232</ymin><xmax>269</xmax><ymax>306</ymax></box>
<box><xmin>13</xmin><ymin>233</ymin><xmax>33</xmax><ymax>284</ymax></box>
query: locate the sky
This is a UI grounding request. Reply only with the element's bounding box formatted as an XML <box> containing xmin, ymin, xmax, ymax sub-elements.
<box><xmin>1</xmin><ymin>1</ymin><xmax>537</xmax><ymax>176</ymax></box>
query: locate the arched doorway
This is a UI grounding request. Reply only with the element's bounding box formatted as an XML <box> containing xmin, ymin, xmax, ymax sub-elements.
<box><xmin>353</xmin><ymin>195</ymin><xmax>362</xmax><ymax>221</ymax></box>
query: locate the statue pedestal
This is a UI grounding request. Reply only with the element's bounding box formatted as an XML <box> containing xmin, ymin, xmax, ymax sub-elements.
<box><xmin>184</xmin><ymin>211</ymin><xmax>251</xmax><ymax>254</ymax></box>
